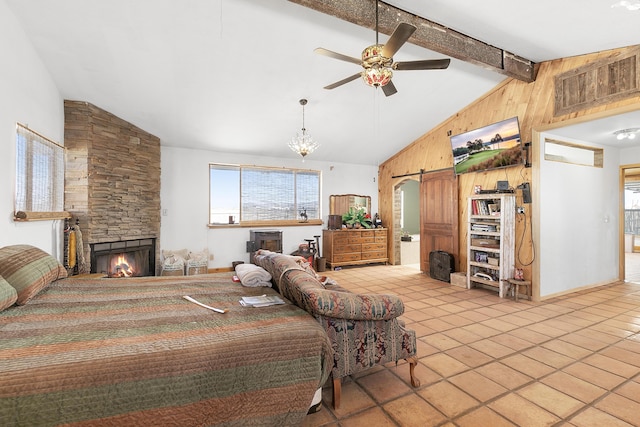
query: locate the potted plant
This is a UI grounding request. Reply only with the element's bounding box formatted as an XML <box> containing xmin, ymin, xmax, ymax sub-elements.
<box><xmin>342</xmin><ymin>207</ymin><xmax>372</xmax><ymax>228</ymax></box>
<box><xmin>400</xmin><ymin>230</ymin><xmax>412</xmax><ymax>241</ymax></box>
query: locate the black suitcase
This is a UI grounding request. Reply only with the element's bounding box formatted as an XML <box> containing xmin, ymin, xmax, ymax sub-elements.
<box><xmin>429</xmin><ymin>250</ymin><xmax>454</xmax><ymax>282</ymax></box>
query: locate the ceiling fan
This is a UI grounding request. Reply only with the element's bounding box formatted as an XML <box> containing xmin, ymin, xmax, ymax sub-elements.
<box><xmin>315</xmin><ymin>1</ymin><xmax>451</xmax><ymax>96</ymax></box>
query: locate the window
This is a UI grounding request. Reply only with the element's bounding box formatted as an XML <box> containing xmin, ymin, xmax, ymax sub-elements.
<box><xmin>209</xmin><ymin>164</ymin><xmax>321</xmax><ymax>226</ymax></box>
<box><xmin>14</xmin><ymin>123</ymin><xmax>66</xmax><ymax>219</ymax></box>
<box><xmin>544</xmin><ymin>137</ymin><xmax>603</xmax><ymax>168</ymax></box>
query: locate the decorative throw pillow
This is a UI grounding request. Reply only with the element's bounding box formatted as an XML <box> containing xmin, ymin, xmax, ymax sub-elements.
<box><xmin>0</xmin><ymin>245</ymin><xmax>67</xmax><ymax>305</ymax></box>
<box><xmin>0</xmin><ymin>275</ymin><xmax>18</xmax><ymax>311</ymax></box>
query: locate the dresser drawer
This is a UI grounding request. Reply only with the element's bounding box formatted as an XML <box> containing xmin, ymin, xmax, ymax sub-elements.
<box><xmin>362</xmin><ymin>243</ymin><xmax>386</xmax><ymax>252</ymax></box>
<box><xmin>333</xmin><ymin>233</ymin><xmax>350</xmax><ymax>244</ymax></box>
<box><xmin>334</xmin><ymin>253</ymin><xmax>362</xmax><ymax>263</ymax></box>
<box><xmin>362</xmin><ymin>251</ymin><xmax>386</xmax><ymax>260</ymax></box>
<box><xmin>334</xmin><ymin>244</ymin><xmax>361</xmax><ymax>254</ymax></box>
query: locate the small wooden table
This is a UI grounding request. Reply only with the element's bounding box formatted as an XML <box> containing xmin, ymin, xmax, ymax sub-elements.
<box><xmin>504</xmin><ymin>278</ymin><xmax>531</xmax><ymax>302</ymax></box>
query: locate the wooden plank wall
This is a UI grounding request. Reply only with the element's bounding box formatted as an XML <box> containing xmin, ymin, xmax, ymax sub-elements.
<box><xmin>379</xmin><ymin>45</ymin><xmax>640</xmax><ymax>300</ymax></box>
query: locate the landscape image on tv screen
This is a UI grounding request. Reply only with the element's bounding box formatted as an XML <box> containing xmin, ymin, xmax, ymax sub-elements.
<box><xmin>451</xmin><ymin>116</ymin><xmax>523</xmax><ymax>175</ymax></box>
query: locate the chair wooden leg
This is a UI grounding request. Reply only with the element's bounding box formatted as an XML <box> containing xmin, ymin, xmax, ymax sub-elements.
<box><xmin>408</xmin><ymin>357</ymin><xmax>420</xmax><ymax>387</ymax></box>
<box><xmin>332</xmin><ymin>377</ymin><xmax>341</xmax><ymax>409</ymax></box>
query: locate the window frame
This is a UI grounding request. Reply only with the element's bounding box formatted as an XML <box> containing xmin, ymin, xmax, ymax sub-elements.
<box><xmin>208</xmin><ymin>163</ymin><xmax>322</xmax><ymax>228</ymax></box>
<box><xmin>14</xmin><ymin>123</ymin><xmax>69</xmax><ymax>222</ymax></box>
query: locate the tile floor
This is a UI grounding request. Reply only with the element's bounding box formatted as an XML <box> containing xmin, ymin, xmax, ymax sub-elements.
<box><xmin>302</xmin><ymin>263</ymin><xmax>640</xmax><ymax>427</ymax></box>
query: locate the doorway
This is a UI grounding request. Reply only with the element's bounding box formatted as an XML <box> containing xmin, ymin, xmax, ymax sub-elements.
<box><xmin>396</xmin><ymin>179</ymin><xmax>420</xmax><ymax>268</ymax></box>
<box><xmin>622</xmin><ymin>165</ymin><xmax>640</xmax><ymax>282</ymax></box>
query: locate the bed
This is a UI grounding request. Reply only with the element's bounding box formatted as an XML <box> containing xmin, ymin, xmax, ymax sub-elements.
<box><xmin>0</xmin><ymin>245</ymin><xmax>331</xmax><ymax>426</ymax></box>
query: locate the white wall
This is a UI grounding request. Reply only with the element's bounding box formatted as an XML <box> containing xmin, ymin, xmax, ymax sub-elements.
<box><xmin>539</xmin><ymin>133</ymin><xmax>619</xmax><ymax>297</ymax></box>
<box><xmin>0</xmin><ymin>0</ymin><xmax>64</xmax><ymax>257</ymax></box>
<box><xmin>160</xmin><ymin>146</ymin><xmax>379</xmax><ymax>269</ymax></box>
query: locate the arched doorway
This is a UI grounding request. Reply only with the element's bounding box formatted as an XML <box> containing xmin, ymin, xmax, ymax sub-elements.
<box><xmin>393</xmin><ymin>179</ymin><xmax>420</xmax><ymax>268</ymax></box>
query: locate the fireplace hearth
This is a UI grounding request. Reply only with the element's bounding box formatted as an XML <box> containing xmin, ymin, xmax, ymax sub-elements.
<box><xmin>90</xmin><ymin>238</ymin><xmax>156</xmax><ymax>277</ymax></box>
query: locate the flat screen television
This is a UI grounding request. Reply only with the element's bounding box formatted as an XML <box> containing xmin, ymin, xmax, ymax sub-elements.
<box><xmin>451</xmin><ymin>116</ymin><xmax>523</xmax><ymax>175</ymax></box>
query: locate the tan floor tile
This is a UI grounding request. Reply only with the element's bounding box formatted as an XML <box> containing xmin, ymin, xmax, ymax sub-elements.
<box><xmin>501</xmin><ymin>354</ymin><xmax>556</xmax><ymax>379</ymax></box>
<box><xmin>394</xmin><ymin>358</ymin><xmax>442</xmax><ymax>387</ymax></box>
<box><xmin>420</xmin><ymin>353</ymin><xmax>470</xmax><ymax>377</ymax></box>
<box><xmin>516</xmin><ymin>382</ymin><xmax>584</xmax><ymax>418</ymax></box>
<box><xmin>600</xmin><ymin>345</ymin><xmax>640</xmax><ymax>367</ymax></box>
<box><xmin>541</xmin><ymin>372</ymin><xmax>607</xmax><ymax>403</ymax></box>
<box><xmin>441</xmin><ymin>327</ymin><xmax>482</xmax><ymax>344</ymax></box>
<box><xmin>489</xmin><ymin>332</ymin><xmax>536</xmax><ymax>351</ymax></box>
<box><xmin>469</xmin><ymin>338</ymin><xmax>515</xmax><ymax>358</ymax></box>
<box><xmin>339</xmin><ymin>406</ymin><xmax>396</xmax><ymax>427</ymax></box>
<box><xmin>426</xmin><ymin>332</ymin><xmax>463</xmax><ymax>351</ymax></box>
<box><xmin>301</xmin><ymin>405</ymin><xmax>337</xmax><ymax>427</ymax></box>
<box><xmin>323</xmin><ymin>380</ymin><xmax>376</xmax><ymax>419</ymax></box>
<box><xmin>355</xmin><ymin>369</ymin><xmax>411</xmax><ymax>404</ymax></box>
<box><xmin>558</xmin><ymin>332</ymin><xmax>611</xmax><ymax>351</ymax></box>
<box><xmin>508</xmin><ymin>327</ymin><xmax>554</xmax><ymax>345</ymax></box>
<box><xmin>417</xmin><ymin>381</ymin><xmax>479</xmax><ymax>418</ymax></box>
<box><xmin>594</xmin><ymin>393</ymin><xmax>640</xmax><ymax>425</ymax></box>
<box><xmin>614</xmin><ymin>379</ymin><xmax>640</xmax><ymax>402</ymax></box>
<box><xmin>583</xmin><ymin>353</ymin><xmax>640</xmax><ymax>378</ymax></box>
<box><xmin>562</xmin><ymin>362</ymin><xmax>626</xmax><ymax>390</ymax></box>
<box><xmin>445</xmin><ymin>345</ymin><xmax>494</xmax><ymax>368</ymax></box>
<box><xmin>477</xmin><ymin>362</ymin><xmax>532</xmax><ymax>390</ymax></box>
<box><xmin>383</xmin><ymin>393</ymin><xmax>446</xmax><ymax>427</ymax></box>
<box><xmin>454</xmin><ymin>406</ymin><xmax>517</xmax><ymax>427</ymax></box>
<box><xmin>448</xmin><ymin>370</ymin><xmax>507</xmax><ymax>402</ymax></box>
<box><xmin>521</xmin><ymin>346</ymin><xmax>574</xmax><ymax>369</ymax></box>
<box><xmin>439</xmin><ymin>313</ymin><xmax>476</xmax><ymax>327</ymax></box>
<box><xmin>541</xmin><ymin>339</ymin><xmax>593</xmax><ymax>360</ymax></box>
<box><xmin>568</xmin><ymin>407</ymin><xmax>635</xmax><ymax>427</ymax></box>
<box><xmin>488</xmin><ymin>393</ymin><xmax>561</xmax><ymax>427</ymax></box>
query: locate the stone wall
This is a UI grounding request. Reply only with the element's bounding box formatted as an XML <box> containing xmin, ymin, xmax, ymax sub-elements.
<box><xmin>64</xmin><ymin>101</ymin><xmax>161</xmax><ymax>274</ymax></box>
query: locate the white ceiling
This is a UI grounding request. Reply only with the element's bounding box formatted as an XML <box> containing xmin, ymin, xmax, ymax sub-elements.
<box><xmin>5</xmin><ymin>0</ymin><xmax>640</xmax><ymax>165</ymax></box>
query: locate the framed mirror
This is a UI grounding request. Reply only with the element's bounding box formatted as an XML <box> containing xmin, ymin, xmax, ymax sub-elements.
<box><xmin>329</xmin><ymin>194</ymin><xmax>371</xmax><ymax>216</ymax></box>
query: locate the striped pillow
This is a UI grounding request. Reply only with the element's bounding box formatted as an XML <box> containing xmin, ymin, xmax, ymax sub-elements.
<box><xmin>0</xmin><ymin>275</ymin><xmax>18</xmax><ymax>311</ymax></box>
<box><xmin>0</xmin><ymin>245</ymin><xmax>67</xmax><ymax>305</ymax></box>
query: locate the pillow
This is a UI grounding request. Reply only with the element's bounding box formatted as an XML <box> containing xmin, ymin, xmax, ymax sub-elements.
<box><xmin>0</xmin><ymin>275</ymin><xmax>18</xmax><ymax>311</ymax></box>
<box><xmin>235</xmin><ymin>263</ymin><xmax>272</xmax><ymax>287</ymax></box>
<box><xmin>0</xmin><ymin>245</ymin><xmax>67</xmax><ymax>305</ymax></box>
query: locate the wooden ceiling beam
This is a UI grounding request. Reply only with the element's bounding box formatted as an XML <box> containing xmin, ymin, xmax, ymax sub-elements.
<box><xmin>288</xmin><ymin>0</ymin><xmax>536</xmax><ymax>83</ymax></box>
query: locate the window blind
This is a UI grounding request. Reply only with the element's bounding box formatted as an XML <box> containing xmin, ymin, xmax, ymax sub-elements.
<box><xmin>15</xmin><ymin>123</ymin><xmax>64</xmax><ymax>213</ymax></box>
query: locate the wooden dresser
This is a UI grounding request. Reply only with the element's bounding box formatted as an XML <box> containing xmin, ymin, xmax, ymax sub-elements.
<box><xmin>323</xmin><ymin>228</ymin><xmax>388</xmax><ymax>268</ymax></box>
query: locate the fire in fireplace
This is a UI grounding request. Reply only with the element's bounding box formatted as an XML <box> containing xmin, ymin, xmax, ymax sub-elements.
<box><xmin>90</xmin><ymin>238</ymin><xmax>156</xmax><ymax>277</ymax></box>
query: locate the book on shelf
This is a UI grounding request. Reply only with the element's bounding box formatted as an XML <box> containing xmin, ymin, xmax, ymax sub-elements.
<box><xmin>239</xmin><ymin>294</ymin><xmax>285</xmax><ymax>307</ymax></box>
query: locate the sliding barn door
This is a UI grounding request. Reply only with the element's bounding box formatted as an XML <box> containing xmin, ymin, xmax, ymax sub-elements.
<box><xmin>420</xmin><ymin>169</ymin><xmax>459</xmax><ymax>274</ymax></box>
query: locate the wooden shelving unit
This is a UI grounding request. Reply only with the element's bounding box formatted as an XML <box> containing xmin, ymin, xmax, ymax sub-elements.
<box><xmin>467</xmin><ymin>194</ymin><xmax>515</xmax><ymax>297</ymax></box>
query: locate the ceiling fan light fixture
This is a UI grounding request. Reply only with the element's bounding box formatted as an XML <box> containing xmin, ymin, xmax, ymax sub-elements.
<box><xmin>288</xmin><ymin>99</ymin><xmax>319</xmax><ymax>161</ymax></box>
<box><xmin>362</xmin><ymin>66</ymin><xmax>393</xmax><ymax>87</ymax></box>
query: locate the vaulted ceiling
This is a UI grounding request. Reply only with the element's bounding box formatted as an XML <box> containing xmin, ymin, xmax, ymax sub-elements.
<box><xmin>5</xmin><ymin>0</ymin><xmax>640</xmax><ymax>165</ymax></box>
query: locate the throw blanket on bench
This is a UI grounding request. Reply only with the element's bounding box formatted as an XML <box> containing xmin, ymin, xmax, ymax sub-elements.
<box><xmin>0</xmin><ymin>274</ymin><xmax>331</xmax><ymax>426</ymax></box>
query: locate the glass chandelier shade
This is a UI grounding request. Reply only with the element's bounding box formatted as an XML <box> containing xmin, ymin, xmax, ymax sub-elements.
<box><xmin>288</xmin><ymin>99</ymin><xmax>319</xmax><ymax>160</ymax></box>
<box><xmin>360</xmin><ymin>44</ymin><xmax>393</xmax><ymax>87</ymax></box>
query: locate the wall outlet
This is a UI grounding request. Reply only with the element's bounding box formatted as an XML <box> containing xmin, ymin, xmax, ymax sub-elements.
<box><xmin>209</xmin><ymin>253</ymin><xmax>214</xmax><ymax>260</ymax></box>
<box><xmin>517</xmin><ymin>206</ymin><xmax>525</xmax><ymax>214</ymax></box>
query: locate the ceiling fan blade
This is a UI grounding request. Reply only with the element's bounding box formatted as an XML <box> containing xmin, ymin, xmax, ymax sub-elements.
<box><xmin>324</xmin><ymin>73</ymin><xmax>362</xmax><ymax>90</ymax></box>
<box><xmin>382</xmin><ymin>23</ymin><xmax>416</xmax><ymax>58</ymax></box>
<box><xmin>314</xmin><ymin>48</ymin><xmax>361</xmax><ymax>65</ymax></box>
<box><xmin>394</xmin><ymin>58</ymin><xmax>451</xmax><ymax>71</ymax></box>
<box><xmin>382</xmin><ymin>81</ymin><xmax>397</xmax><ymax>97</ymax></box>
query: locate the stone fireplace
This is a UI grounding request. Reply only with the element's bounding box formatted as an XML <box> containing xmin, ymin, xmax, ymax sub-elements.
<box><xmin>64</xmin><ymin>101</ymin><xmax>161</xmax><ymax>275</ymax></box>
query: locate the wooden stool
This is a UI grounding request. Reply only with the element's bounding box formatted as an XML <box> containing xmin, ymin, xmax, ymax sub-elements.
<box><xmin>505</xmin><ymin>279</ymin><xmax>531</xmax><ymax>302</ymax></box>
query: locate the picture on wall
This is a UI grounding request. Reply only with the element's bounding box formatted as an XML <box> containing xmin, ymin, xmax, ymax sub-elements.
<box><xmin>450</xmin><ymin>116</ymin><xmax>523</xmax><ymax>174</ymax></box>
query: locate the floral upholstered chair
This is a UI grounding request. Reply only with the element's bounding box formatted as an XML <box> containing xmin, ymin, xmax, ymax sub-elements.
<box><xmin>254</xmin><ymin>250</ymin><xmax>419</xmax><ymax>409</ymax></box>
